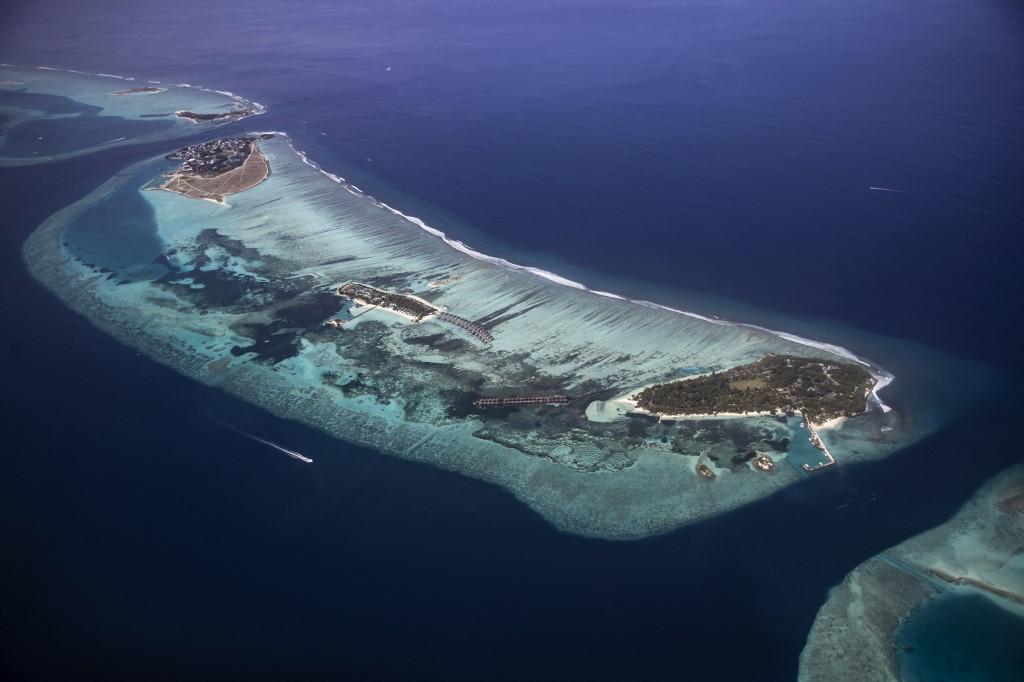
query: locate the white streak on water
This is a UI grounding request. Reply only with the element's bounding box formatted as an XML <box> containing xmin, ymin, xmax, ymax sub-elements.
<box><xmin>207</xmin><ymin>412</ymin><xmax>313</xmax><ymax>462</ymax></box>
<box><xmin>240</xmin><ymin>432</ymin><xmax>314</xmax><ymax>463</ymax></box>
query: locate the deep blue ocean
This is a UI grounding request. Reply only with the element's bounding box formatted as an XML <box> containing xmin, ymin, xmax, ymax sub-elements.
<box><xmin>2</xmin><ymin>1</ymin><xmax>1022</xmax><ymax>679</ymax></box>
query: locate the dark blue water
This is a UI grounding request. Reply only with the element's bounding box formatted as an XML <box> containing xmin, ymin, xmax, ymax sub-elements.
<box><xmin>0</xmin><ymin>90</ymin><xmax>173</xmax><ymax>158</ymax></box>
<box><xmin>61</xmin><ymin>159</ymin><xmax>168</xmax><ymax>280</ymax></box>
<box><xmin>2</xmin><ymin>1</ymin><xmax>1022</xmax><ymax>679</ymax></box>
<box><xmin>895</xmin><ymin>593</ymin><xmax>1024</xmax><ymax>682</ymax></box>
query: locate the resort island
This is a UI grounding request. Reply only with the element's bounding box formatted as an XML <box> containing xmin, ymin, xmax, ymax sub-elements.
<box><xmin>633</xmin><ymin>355</ymin><xmax>877</xmax><ymax>425</ymax></box>
<box><xmin>19</xmin><ymin>73</ymin><xmax>978</xmax><ymax>539</ymax></box>
<box><xmin>174</xmin><ymin>108</ymin><xmax>256</xmax><ymax>123</ymax></box>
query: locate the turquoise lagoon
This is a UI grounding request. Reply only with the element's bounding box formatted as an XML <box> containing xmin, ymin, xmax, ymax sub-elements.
<box><xmin>894</xmin><ymin>591</ymin><xmax>1024</xmax><ymax>682</ymax></box>
<box><xmin>0</xmin><ymin>64</ymin><xmax>263</xmax><ymax>165</ymax></box>
<box><xmin>800</xmin><ymin>465</ymin><xmax>1024</xmax><ymax>680</ymax></box>
<box><xmin>22</xmin><ymin>112</ymin><xmax>987</xmax><ymax>538</ymax></box>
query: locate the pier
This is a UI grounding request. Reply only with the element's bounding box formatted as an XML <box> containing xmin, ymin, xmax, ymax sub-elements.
<box><xmin>801</xmin><ymin>423</ymin><xmax>837</xmax><ymax>472</ymax></box>
<box><xmin>473</xmin><ymin>394</ymin><xmax>569</xmax><ymax>408</ymax></box>
<box><xmin>437</xmin><ymin>312</ymin><xmax>493</xmax><ymax>343</ymax></box>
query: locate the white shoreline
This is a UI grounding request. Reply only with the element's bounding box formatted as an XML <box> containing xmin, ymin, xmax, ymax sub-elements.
<box><xmin>584</xmin><ymin>376</ymin><xmax>857</xmax><ymax>433</ymax></box>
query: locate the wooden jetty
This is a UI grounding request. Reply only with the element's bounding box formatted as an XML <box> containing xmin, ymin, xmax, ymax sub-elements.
<box><xmin>473</xmin><ymin>394</ymin><xmax>569</xmax><ymax>408</ymax></box>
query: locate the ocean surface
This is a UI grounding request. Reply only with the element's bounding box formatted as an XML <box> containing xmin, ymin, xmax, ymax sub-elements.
<box><xmin>894</xmin><ymin>593</ymin><xmax>1024</xmax><ymax>682</ymax></box>
<box><xmin>2</xmin><ymin>1</ymin><xmax>1022</xmax><ymax>679</ymax></box>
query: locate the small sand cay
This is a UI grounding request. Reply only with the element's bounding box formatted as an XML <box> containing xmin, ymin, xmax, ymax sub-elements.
<box><xmin>111</xmin><ymin>86</ymin><xmax>165</xmax><ymax>95</ymax></box>
<box><xmin>161</xmin><ymin>137</ymin><xmax>270</xmax><ymax>203</ymax></box>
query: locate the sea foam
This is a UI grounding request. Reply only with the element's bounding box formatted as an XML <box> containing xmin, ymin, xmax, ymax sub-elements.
<box><xmin>253</xmin><ymin>128</ymin><xmax>896</xmax><ymax>407</ymax></box>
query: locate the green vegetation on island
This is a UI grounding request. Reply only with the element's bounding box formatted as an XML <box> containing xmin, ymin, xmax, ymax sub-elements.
<box><xmin>635</xmin><ymin>354</ymin><xmax>876</xmax><ymax>423</ymax></box>
<box><xmin>337</xmin><ymin>282</ymin><xmax>439</xmax><ymax>321</ymax></box>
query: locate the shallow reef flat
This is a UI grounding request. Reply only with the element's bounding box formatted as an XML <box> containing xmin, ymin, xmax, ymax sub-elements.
<box><xmin>799</xmin><ymin>465</ymin><xmax>1024</xmax><ymax>681</ymax></box>
<box><xmin>0</xmin><ymin>65</ymin><xmax>262</xmax><ymax>166</ymax></box>
<box><xmin>22</xmin><ymin>130</ymin><xmax>986</xmax><ymax>538</ymax></box>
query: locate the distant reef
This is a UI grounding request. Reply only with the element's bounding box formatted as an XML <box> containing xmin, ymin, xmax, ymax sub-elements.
<box><xmin>0</xmin><ymin>64</ymin><xmax>263</xmax><ymax>166</ymax></box>
<box><xmin>799</xmin><ymin>465</ymin><xmax>1024</xmax><ymax>681</ymax></box>
<box><xmin>635</xmin><ymin>354</ymin><xmax>877</xmax><ymax>423</ymax></box>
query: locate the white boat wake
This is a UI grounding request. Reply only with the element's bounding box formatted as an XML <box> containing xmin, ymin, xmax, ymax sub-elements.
<box><xmin>237</xmin><ymin>431</ymin><xmax>314</xmax><ymax>463</ymax></box>
<box><xmin>208</xmin><ymin>412</ymin><xmax>313</xmax><ymax>463</ymax></box>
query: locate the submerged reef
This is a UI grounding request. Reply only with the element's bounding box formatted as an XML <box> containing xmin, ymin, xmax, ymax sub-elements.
<box><xmin>799</xmin><ymin>465</ymin><xmax>1024</xmax><ymax>681</ymax></box>
<box><xmin>22</xmin><ymin>126</ymin><xmax>973</xmax><ymax>538</ymax></box>
<box><xmin>0</xmin><ymin>64</ymin><xmax>263</xmax><ymax>166</ymax></box>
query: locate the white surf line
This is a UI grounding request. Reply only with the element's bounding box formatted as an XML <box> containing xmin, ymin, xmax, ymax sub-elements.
<box><xmin>6</xmin><ymin>63</ymin><xmax>267</xmax><ymax>115</ymax></box>
<box><xmin>869</xmin><ymin>186</ymin><xmax>909</xmax><ymax>193</ymax></box>
<box><xmin>256</xmin><ymin>130</ymin><xmax>897</xmax><ymax>410</ymax></box>
<box><xmin>100</xmin><ymin>136</ymin><xmax>127</xmax><ymax>144</ymax></box>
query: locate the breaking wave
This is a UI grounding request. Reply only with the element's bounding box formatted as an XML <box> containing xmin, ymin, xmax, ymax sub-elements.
<box><xmin>14</xmin><ymin>63</ymin><xmax>267</xmax><ymax>115</ymax></box>
<box><xmin>252</xmin><ymin>130</ymin><xmax>896</xmax><ymax>411</ymax></box>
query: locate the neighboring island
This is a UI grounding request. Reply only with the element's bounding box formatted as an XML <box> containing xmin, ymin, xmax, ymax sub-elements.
<box><xmin>0</xmin><ymin>64</ymin><xmax>264</xmax><ymax>167</ymax></box>
<box><xmin>799</xmin><ymin>465</ymin><xmax>1024</xmax><ymax>681</ymax></box>
<box><xmin>175</xmin><ymin>108</ymin><xmax>254</xmax><ymax>123</ymax></box>
<box><xmin>111</xmin><ymin>86</ymin><xmax>165</xmax><ymax>95</ymax></box>
<box><xmin>159</xmin><ymin>136</ymin><xmax>271</xmax><ymax>203</ymax></box>
<box><xmin>634</xmin><ymin>354</ymin><xmax>877</xmax><ymax>424</ymax></box>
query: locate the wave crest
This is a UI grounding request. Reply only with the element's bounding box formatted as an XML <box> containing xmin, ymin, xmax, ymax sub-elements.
<box><xmin>252</xmin><ymin>130</ymin><xmax>896</xmax><ymax>411</ymax></box>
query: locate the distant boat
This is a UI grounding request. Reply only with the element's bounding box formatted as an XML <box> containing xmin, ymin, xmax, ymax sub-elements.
<box><xmin>206</xmin><ymin>412</ymin><xmax>314</xmax><ymax>463</ymax></box>
<box><xmin>241</xmin><ymin>431</ymin><xmax>314</xmax><ymax>463</ymax></box>
<box><xmin>868</xmin><ymin>186</ymin><xmax>909</xmax><ymax>193</ymax></box>
<box><xmin>386</xmin><ymin>65</ymin><xmax>392</xmax><ymax>72</ymax></box>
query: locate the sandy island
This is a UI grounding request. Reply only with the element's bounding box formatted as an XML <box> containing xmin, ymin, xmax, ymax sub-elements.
<box><xmin>585</xmin><ymin>386</ymin><xmax>847</xmax><ymax>432</ymax></box>
<box><xmin>111</xmin><ymin>86</ymin><xmax>165</xmax><ymax>95</ymax></box>
<box><xmin>160</xmin><ymin>139</ymin><xmax>269</xmax><ymax>204</ymax></box>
